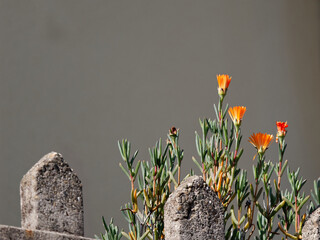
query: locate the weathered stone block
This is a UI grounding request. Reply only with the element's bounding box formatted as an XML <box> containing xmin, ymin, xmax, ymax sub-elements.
<box><xmin>302</xmin><ymin>207</ymin><xmax>320</xmax><ymax>240</ymax></box>
<box><xmin>0</xmin><ymin>225</ymin><xmax>94</xmax><ymax>240</ymax></box>
<box><xmin>20</xmin><ymin>152</ymin><xmax>84</xmax><ymax>236</ymax></box>
<box><xmin>164</xmin><ymin>175</ymin><xmax>225</xmax><ymax>240</ymax></box>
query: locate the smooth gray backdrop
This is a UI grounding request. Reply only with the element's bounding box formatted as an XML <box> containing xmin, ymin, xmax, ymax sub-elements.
<box><xmin>0</xmin><ymin>0</ymin><xmax>319</xmax><ymax>238</ymax></box>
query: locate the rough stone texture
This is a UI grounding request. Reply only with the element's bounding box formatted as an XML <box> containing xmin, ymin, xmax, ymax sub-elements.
<box><xmin>0</xmin><ymin>225</ymin><xmax>94</xmax><ymax>240</ymax></box>
<box><xmin>302</xmin><ymin>207</ymin><xmax>320</xmax><ymax>240</ymax></box>
<box><xmin>164</xmin><ymin>175</ymin><xmax>225</xmax><ymax>240</ymax></box>
<box><xmin>20</xmin><ymin>152</ymin><xmax>84</xmax><ymax>236</ymax></box>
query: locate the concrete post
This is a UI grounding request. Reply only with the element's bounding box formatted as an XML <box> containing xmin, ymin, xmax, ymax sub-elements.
<box><xmin>302</xmin><ymin>207</ymin><xmax>320</xmax><ymax>240</ymax></box>
<box><xmin>20</xmin><ymin>152</ymin><xmax>84</xmax><ymax>236</ymax></box>
<box><xmin>164</xmin><ymin>175</ymin><xmax>225</xmax><ymax>240</ymax></box>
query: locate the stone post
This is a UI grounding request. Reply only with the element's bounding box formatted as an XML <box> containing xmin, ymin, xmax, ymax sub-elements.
<box><xmin>302</xmin><ymin>207</ymin><xmax>320</xmax><ymax>239</ymax></box>
<box><xmin>0</xmin><ymin>152</ymin><xmax>94</xmax><ymax>240</ymax></box>
<box><xmin>164</xmin><ymin>175</ymin><xmax>225</xmax><ymax>240</ymax></box>
<box><xmin>20</xmin><ymin>152</ymin><xmax>84</xmax><ymax>236</ymax></box>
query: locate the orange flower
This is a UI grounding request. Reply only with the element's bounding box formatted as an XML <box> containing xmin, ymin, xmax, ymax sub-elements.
<box><xmin>276</xmin><ymin>121</ymin><xmax>288</xmax><ymax>138</ymax></box>
<box><xmin>228</xmin><ymin>106</ymin><xmax>246</xmax><ymax>126</ymax></box>
<box><xmin>249</xmin><ymin>133</ymin><xmax>274</xmax><ymax>154</ymax></box>
<box><xmin>217</xmin><ymin>74</ymin><xmax>231</xmax><ymax>96</ymax></box>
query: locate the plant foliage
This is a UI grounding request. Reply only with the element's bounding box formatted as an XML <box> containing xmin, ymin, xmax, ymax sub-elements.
<box><xmin>98</xmin><ymin>75</ymin><xmax>319</xmax><ymax>240</ymax></box>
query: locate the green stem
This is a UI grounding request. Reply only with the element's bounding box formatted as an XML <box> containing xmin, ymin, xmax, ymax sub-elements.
<box><xmin>178</xmin><ymin>166</ymin><xmax>181</xmax><ymax>185</ymax></box>
<box><xmin>295</xmin><ymin>196</ymin><xmax>300</xmax><ymax>234</ymax></box>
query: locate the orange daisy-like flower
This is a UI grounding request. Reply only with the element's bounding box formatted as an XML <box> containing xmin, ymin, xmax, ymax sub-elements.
<box><xmin>249</xmin><ymin>133</ymin><xmax>274</xmax><ymax>154</ymax></box>
<box><xmin>217</xmin><ymin>74</ymin><xmax>231</xmax><ymax>96</ymax></box>
<box><xmin>228</xmin><ymin>106</ymin><xmax>246</xmax><ymax>126</ymax></box>
<box><xmin>276</xmin><ymin>121</ymin><xmax>288</xmax><ymax>137</ymax></box>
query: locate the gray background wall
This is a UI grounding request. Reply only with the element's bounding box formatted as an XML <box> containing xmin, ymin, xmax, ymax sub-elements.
<box><xmin>0</xmin><ymin>0</ymin><xmax>319</xmax><ymax>238</ymax></box>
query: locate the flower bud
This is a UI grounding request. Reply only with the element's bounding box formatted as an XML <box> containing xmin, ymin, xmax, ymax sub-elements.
<box><xmin>217</xmin><ymin>74</ymin><xmax>231</xmax><ymax>98</ymax></box>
